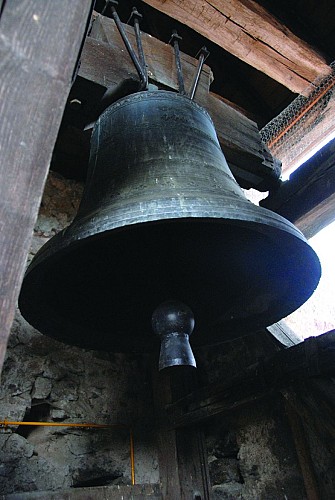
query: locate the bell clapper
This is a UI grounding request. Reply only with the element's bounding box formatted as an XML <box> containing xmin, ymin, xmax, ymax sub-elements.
<box><xmin>152</xmin><ymin>300</ymin><xmax>197</xmax><ymax>371</ymax></box>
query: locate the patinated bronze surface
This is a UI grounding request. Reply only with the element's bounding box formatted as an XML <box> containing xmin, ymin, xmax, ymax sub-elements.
<box><xmin>19</xmin><ymin>91</ymin><xmax>321</xmax><ymax>352</ymax></box>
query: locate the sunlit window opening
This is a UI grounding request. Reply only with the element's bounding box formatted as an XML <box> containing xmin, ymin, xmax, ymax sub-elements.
<box><xmin>284</xmin><ymin>221</ymin><xmax>335</xmax><ymax>339</ymax></box>
<box><xmin>282</xmin><ymin>133</ymin><xmax>335</xmax><ymax>339</ymax></box>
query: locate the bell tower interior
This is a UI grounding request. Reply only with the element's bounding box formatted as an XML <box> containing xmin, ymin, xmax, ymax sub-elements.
<box><xmin>1</xmin><ymin>1</ymin><xmax>335</xmax><ymax>498</ymax></box>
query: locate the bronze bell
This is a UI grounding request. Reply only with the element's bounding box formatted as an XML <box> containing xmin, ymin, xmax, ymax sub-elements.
<box><xmin>19</xmin><ymin>91</ymin><xmax>321</xmax><ymax>364</ymax></box>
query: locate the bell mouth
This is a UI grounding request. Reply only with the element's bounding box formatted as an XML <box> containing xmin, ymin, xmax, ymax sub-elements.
<box><xmin>19</xmin><ymin>217</ymin><xmax>321</xmax><ymax>353</ymax></box>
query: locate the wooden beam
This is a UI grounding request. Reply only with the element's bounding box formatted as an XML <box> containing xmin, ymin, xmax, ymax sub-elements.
<box><xmin>72</xmin><ymin>15</ymin><xmax>280</xmax><ymax>190</ymax></box>
<box><xmin>167</xmin><ymin>330</ymin><xmax>335</xmax><ymax>428</ymax></box>
<box><xmin>89</xmin><ymin>14</ymin><xmax>212</xmax><ymax>100</ymax></box>
<box><xmin>281</xmin><ymin>383</ymin><xmax>335</xmax><ymax>441</ymax></box>
<box><xmin>261</xmin><ymin>137</ymin><xmax>335</xmax><ymax>238</ymax></box>
<box><xmin>142</xmin><ymin>0</ymin><xmax>331</xmax><ymax>93</ymax></box>
<box><xmin>0</xmin><ymin>0</ymin><xmax>93</xmax><ymax>374</ymax></box>
<box><xmin>152</xmin><ymin>362</ymin><xmax>211</xmax><ymax>499</ymax></box>
<box><xmin>267</xmin><ymin>320</ymin><xmax>303</xmax><ymax>347</ymax></box>
<box><xmin>284</xmin><ymin>400</ymin><xmax>321</xmax><ymax>499</ymax></box>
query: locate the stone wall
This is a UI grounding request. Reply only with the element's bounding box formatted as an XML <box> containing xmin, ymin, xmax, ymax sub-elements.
<box><xmin>198</xmin><ymin>334</ymin><xmax>307</xmax><ymax>499</ymax></box>
<box><xmin>0</xmin><ymin>172</ymin><xmax>159</xmax><ymax>495</ymax></box>
<box><xmin>1</xmin><ymin>171</ymin><xmax>333</xmax><ymax>498</ymax></box>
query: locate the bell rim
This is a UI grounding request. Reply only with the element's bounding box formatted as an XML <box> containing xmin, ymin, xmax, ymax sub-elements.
<box><xmin>19</xmin><ymin>210</ymin><xmax>321</xmax><ymax>352</ymax></box>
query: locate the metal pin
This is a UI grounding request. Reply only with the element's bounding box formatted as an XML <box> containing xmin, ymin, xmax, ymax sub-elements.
<box><xmin>189</xmin><ymin>46</ymin><xmax>210</xmax><ymax>100</ymax></box>
<box><xmin>169</xmin><ymin>30</ymin><xmax>186</xmax><ymax>95</ymax></box>
<box><xmin>103</xmin><ymin>1</ymin><xmax>147</xmax><ymax>92</ymax></box>
<box><xmin>128</xmin><ymin>7</ymin><xmax>148</xmax><ymax>90</ymax></box>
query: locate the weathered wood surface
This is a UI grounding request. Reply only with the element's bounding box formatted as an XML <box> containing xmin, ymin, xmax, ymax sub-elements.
<box><xmin>267</xmin><ymin>320</ymin><xmax>303</xmax><ymax>347</ymax></box>
<box><xmin>152</xmin><ymin>362</ymin><xmax>211</xmax><ymax>499</ymax></box>
<box><xmin>167</xmin><ymin>330</ymin><xmax>335</xmax><ymax>428</ymax></box>
<box><xmin>284</xmin><ymin>400</ymin><xmax>320</xmax><ymax>500</ymax></box>
<box><xmin>152</xmin><ymin>366</ymin><xmax>181</xmax><ymax>499</ymax></box>
<box><xmin>141</xmin><ymin>0</ymin><xmax>331</xmax><ymax>94</ymax></box>
<box><xmin>204</xmin><ymin>92</ymin><xmax>281</xmax><ymax>190</ymax></box>
<box><xmin>74</xmin><ymin>14</ymin><xmax>279</xmax><ymax>190</ymax></box>
<box><xmin>89</xmin><ymin>15</ymin><xmax>213</xmax><ymax>100</ymax></box>
<box><xmin>0</xmin><ymin>0</ymin><xmax>93</xmax><ymax>375</ymax></box>
<box><xmin>282</xmin><ymin>381</ymin><xmax>335</xmax><ymax>440</ymax></box>
<box><xmin>261</xmin><ymin>136</ymin><xmax>335</xmax><ymax>238</ymax></box>
<box><xmin>171</xmin><ymin>369</ymin><xmax>211</xmax><ymax>500</ymax></box>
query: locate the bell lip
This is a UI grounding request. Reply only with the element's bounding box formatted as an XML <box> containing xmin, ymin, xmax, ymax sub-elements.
<box><xmin>158</xmin><ymin>359</ymin><xmax>197</xmax><ymax>371</ymax></box>
<box><xmin>19</xmin><ymin>203</ymin><xmax>321</xmax><ymax>353</ymax></box>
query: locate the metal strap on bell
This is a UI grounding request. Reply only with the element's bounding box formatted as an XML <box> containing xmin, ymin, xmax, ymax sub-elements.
<box><xmin>19</xmin><ymin>90</ymin><xmax>321</xmax><ymax>355</ymax></box>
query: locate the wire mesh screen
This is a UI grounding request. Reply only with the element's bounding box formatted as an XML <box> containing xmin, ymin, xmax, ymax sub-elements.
<box><xmin>261</xmin><ymin>62</ymin><xmax>335</xmax><ymax>177</ymax></box>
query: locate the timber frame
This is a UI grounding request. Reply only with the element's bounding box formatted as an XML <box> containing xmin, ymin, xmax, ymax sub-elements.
<box><xmin>140</xmin><ymin>0</ymin><xmax>331</xmax><ymax>94</ymax></box>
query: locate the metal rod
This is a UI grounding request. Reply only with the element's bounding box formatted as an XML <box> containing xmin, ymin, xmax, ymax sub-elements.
<box><xmin>189</xmin><ymin>46</ymin><xmax>210</xmax><ymax>100</ymax></box>
<box><xmin>128</xmin><ymin>7</ymin><xmax>148</xmax><ymax>90</ymax></box>
<box><xmin>169</xmin><ymin>31</ymin><xmax>185</xmax><ymax>95</ymax></box>
<box><xmin>104</xmin><ymin>1</ymin><xmax>147</xmax><ymax>92</ymax></box>
<box><xmin>1</xmin><ymin>420</ymin><xmax>135</xmax><ymax>485</ymax></box>
<box><xmin>130</xmin><ymin>428</ymin><xmax>135</xmax><ymax>485</ymax></box>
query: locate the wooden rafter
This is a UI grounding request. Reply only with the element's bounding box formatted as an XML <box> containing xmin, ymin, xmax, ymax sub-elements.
<box><xmin>167</xmin><ymin>330</ymin><xmax>335</xmax><ymax>430</ymax></box>
<box><xmin>141</xmin><ymin>0</ymin><xmax>331</xmax><ymax>94</ymax></box>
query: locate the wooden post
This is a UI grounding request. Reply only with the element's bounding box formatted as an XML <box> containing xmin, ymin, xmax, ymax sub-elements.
<box><xmin>152</xmin><ymin>361</ymin><xmax>211</xmax><ymax>499</ymax></box>
<box><xmin>0</xmin><ymin>0</ymin><xmax>94</xmax><ymax>374</ymax></box>
<box><xmin>285</xmin><ymin>400</ymin><xmax>320</xmax><ymax>500</ymax></box>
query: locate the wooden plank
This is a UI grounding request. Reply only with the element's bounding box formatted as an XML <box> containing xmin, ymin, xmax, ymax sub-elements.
<box><xmin>73</xmin><ymin>15</ymin><xmax>280</xmax><ymax>190</ymax></box>
<box><xmin>151</xmin><ymin>366</ymin><xmax>181</xmax><ymax>499</ymax></box>
<box><xmin>261</xmin><ymin>137</ymin><xmax>335</xmax><ymax>238</ymax></box>
<box><xmin>167</xmin><ymin>330</ymin><xmax>335</xmax><ymax>427</ymax></box>
<box><xmin>142</xmin><ymin>0</ymin><xmax>331</xmax><ymax>94</ymax></box>
<box><xmin>284</xmin><ymin>400</ymin><xmax>320</xmax><ymax>499</ymax></box>
<box><xmin>152</xmin><ymin>363</ymin><xmax>211</xmax><ymax>499</ymax></box>
<box><xmin>0</xmin><ymin>0</ymin><xmax>93</xmax><ymax>374</ymax></box>
<box><xmin>89</xmin><ymin>15</ymin><xmax>213</xmax><ymax>100</ymax></box>
<box><xmin>170</xmin><ymin>369</ymin><xmax>211</xmax><ymax>500</ymax></box>
<box><xmin>204</xmin><ymin>92</ymin><xmax>281</xmax><ymax>190</ymax></box>
<box><xmin>281</xmin><ymin>384</ymin><xmax>335</xmax><ymax>441</ymax></box>
<box><xmin>267</xmin><ymin>320</ymin><xmax>303</xmax><ymax>347</ymax></box>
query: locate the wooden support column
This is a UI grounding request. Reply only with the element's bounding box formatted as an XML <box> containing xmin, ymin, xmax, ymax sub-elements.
<box><xmin>0</xmin><ymin>0</ymin><xmax>94</xmax><ymax>374</ymax></box>
<box><xmin>284</xmin><ymin>400</ymin><xmax>320</xmax><ymax>500</ymax></box>
<box><xmin>152</xmin><ymin>362</ymin><xmax>211</xmax><ymax>499</ymax></box>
